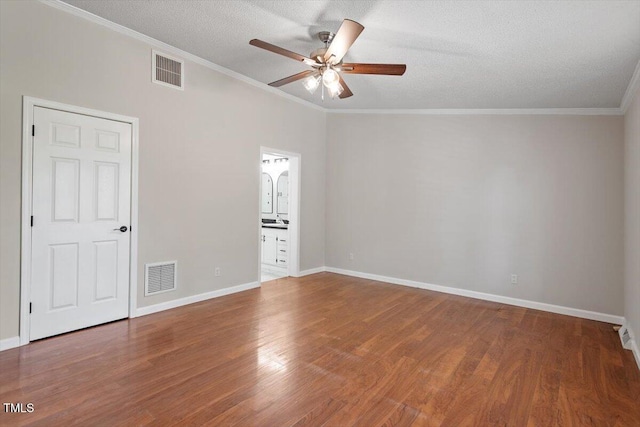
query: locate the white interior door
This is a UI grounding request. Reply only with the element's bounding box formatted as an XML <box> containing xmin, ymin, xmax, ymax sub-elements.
<box><xmin>261</xmin><ymin>173</ymin><xmax>273</xmax><ymax>213</ymax></box>
<box><xmin>30</xmin><ymin>106</ymin><xmax>132</xmax><ymax>340</ymax></box>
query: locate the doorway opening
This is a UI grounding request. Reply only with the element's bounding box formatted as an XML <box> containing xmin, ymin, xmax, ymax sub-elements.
<box><xmin>259</xmin><ymin>148</ymin><xmax>300</xmax><ymax>283</ymax></box>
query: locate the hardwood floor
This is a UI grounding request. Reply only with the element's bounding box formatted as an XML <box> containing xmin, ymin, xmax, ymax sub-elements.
<box><xmin>1</xmin><ymin>272</ymin><xmax>639</xmax><ymax>426</ymax></box>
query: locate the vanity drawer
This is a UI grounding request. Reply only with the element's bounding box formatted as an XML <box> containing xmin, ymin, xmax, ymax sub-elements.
<box><xmin>277</xmin><ymin>245</ymin><xmax>288</xmax><ymax>263</ymax></box>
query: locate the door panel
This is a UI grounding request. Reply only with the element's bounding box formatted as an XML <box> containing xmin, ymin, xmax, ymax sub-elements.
<box><xmin>95</xmin><ymin>162</ymin><xmax>119</xmax><ymax>220</ymax></box>
<box><xmin>96</xmin><ymin>130</ymin><xmax>120</xmax><ymax>152</ymax></box>
<box><xmin>52</xmin><ymin>158</ymin><xmax>80</xmax><ymax>222</ymax></box>
<box><xmin>49</xmin><ymin>243</ymin><xmax>79</xmax><ymax>310</ymax></box>
<box><xmin>30</xmin><ymin>106</ymin><xmax>132</xmax><ymax>340</ymax></box>
<box><xmin>94</xmin><ymin>240</ymin><xmax>119</xmax><ymax>301</ymax></box>
<box><xmin>263</xmin><ymin>234</ymin><xmax>277</xmax><ymax>266</ymax></box>
<box><xmin>51</xmin><ymin>122</ymin><xmax>80</xmax><ymax>147</ymax></box>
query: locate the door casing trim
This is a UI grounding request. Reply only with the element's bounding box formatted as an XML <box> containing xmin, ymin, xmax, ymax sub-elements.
<box><xmin>20</xmin><ymin>96</ymin><xmax>140</xmax><ymax>345</ymax></box>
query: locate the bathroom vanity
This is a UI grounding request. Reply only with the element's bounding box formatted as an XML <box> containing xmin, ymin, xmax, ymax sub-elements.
<box><xmin>261</xmin><ymin>224</ymin><xmax>288</xmax><ymax>275</ymax></box>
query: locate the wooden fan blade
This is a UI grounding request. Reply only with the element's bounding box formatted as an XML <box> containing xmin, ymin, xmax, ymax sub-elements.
<box><xmin>324</xmin><ymin>19</ymin><xmax>364</xmax><ymax>65</ymax></box>
<box><xmin>268</xmin><ymin>70</ymin><xmax>316</xmax><ymax>87</ymax></box>
<box><xmin>341</xmin><ymin>63</ymin><xmax>406</xmax><ymax>75</ymax></box>
<box><xmin>338</xmin><ymin>75</ymin><xmax>353</xmax><ymax>99</ymax></box>
<box><xmin>250</xmin><ymin>39</ymin><xmax>316</xmax><ymax>65</ymax></box>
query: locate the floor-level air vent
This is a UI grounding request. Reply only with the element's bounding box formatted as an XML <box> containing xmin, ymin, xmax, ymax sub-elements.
<box><xmin>152</xmin><ymin>50</ymin><xmax>184</xmax><ymax>90</ymax></box>
<box><xmin>145</xmin><ymin>261</ymin><xmax>177</xmax><ymax>295</ymax></box>
<box><xmin>619</xmin><ymin>326</ymin><xmax>632</xmax><ymax>350</ymax></box>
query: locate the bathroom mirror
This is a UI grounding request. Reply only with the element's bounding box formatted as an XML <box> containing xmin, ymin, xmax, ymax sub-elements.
<box><xmin>261</xmin><ymin>173</ymin><xmax>273</xmax><ymax>214</ymax></box>
<box><xmin>277</xmin><ymin>171</ymin><xmax>289</xmax><ymax>214</ymax></box>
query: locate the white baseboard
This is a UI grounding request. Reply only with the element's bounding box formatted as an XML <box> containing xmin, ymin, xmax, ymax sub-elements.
<box><xmin>296</xmin><ymin>266</ymin><xmax>327</xmax><ymax>277</ymax></box>
<box><xmin>325</xmin><ymin>267</ymin><xmax>624</xmax><ymax>325</ymax></box>
<box><xmin>2</xmin><ymin>281</ymin><xmax>260</xmax><ymax>350</ymax></box>
<box><xmin>0</xmin><ymin>336</ymin><xmax>21</xmax><ymax>352</ymax></box>
<box><xmin>135</xmin><ymin>281</ymin><xmax>260</xmax><ymax>317</ymax></box>
<box><xmin>261</xmin><ymin>264</ymin><xmax>287</xmax><ymax>276</ymax></box>
<box><xmin>620</xmin><ymin>323</ymin><xmax>640</xmax><ymax>370</ymax></box>
<box><xmin>631</xmin><ymin>339</ymin><xmax>640</xmax><ymax>370</ymax></box>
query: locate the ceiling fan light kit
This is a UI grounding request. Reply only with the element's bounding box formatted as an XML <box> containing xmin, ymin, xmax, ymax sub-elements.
<box><xmin>327</xmin><ymin>82</ymin><xmax>344</xmax><ymax>99</ymax></box>
<box><xmin>249</xmin><ymin>19</ymin><xmax>406</xmax><ymax>100</ymax></box>
<box><xmin>302</xmin><ymin>74</ymin><xmax>321</xmax><ymax>94</ymax></box>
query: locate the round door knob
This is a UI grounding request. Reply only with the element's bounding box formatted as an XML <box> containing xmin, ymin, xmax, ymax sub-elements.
<box><xmin>113</xmin><ymin>226</ymin><xmax>128</xmax><ymax>232</ymax></box>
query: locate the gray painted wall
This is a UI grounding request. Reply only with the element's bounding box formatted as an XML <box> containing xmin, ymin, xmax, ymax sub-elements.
<box><xmin>325</xmin><ymin>113</ymin><xmax>624</xmax><ymax>315</ymax></box>
<box><xmin>0</xmin><ymin>1</ymin><xmax>326</xmax><ymax>340</ymax></box>
<box><xmin>624</xmin><ymin>87</ymin><xmax>640</xmax><ymax>341</ymax></box>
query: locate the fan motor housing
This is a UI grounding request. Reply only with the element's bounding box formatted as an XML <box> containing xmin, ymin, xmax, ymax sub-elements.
<box><xmin>310</xmin><ymin>31</ymin><xmax>336</xmax><ymax>63</ymax></box>
<box><xmin>318</xmin><ymin>31</ymin><xmax>335</xmax><ymax>44</ymax></box>
<box><xmin>310</xmin><ymin>47</ymin><xmax>328</xmax><ymax>63</ymax></box>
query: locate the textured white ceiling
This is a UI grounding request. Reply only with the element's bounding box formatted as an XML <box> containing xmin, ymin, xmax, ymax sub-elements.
<box><xmin>62</xmin><ymin>0</ymin><xmax>640</xmax><ymax>110</ymax></box>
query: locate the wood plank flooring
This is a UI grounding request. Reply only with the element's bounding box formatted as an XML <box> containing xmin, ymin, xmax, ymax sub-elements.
<box><xmin>1</xmin><ymin>272</ymin><xmax>639</xmax><ymax>426</ymax></box>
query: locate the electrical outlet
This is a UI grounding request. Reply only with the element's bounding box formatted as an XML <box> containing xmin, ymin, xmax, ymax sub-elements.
<box><xmin>349</xmin><ymin>253</ymin><xmax>354</xmax><ymax>261</ymax></box>
<box><xmin>511</xmin><ymin>274</ymin><xmax>518</xmax><ymax>285</ymax></box>
<box><xmin>215</xmin><ymin>267</ymin><xmax>221</xmax><ymax>277</ymax></box>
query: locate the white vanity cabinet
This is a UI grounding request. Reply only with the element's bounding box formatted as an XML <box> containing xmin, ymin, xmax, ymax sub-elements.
<box><xmin>276</xmin><ymin>233</ymin><xmax>288</xmax><ymax>268</ymax></box>
<box><xmin>261</xmin><ymin>227</ymin><xmax>288</xmax><ymax>274</ymax></box>
<box><xmin>262</xmin><ymin>232</ymin><xmax>277</xmax><ymax>265</ymax></box>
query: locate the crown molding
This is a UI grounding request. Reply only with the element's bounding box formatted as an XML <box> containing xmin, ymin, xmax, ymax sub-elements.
<box><xmin>621</xmin><ymin>60</ymin><xmax>640</xmax><ymax>113</ymax></box>
<box><xmin>327</xmin><ymin>108</ymin><xmax>623</xmax><ymax>116</ymax></box>
<box><xmin>40</xmin><ymin>0</ymin><xmax>325</xmax><ymax>112</ymax></box>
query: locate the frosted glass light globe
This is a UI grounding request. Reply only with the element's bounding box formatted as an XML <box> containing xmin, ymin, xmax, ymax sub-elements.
<box><xmin>322</xmin><ymin>68</ymin><xmax>339</xmax><ymax>87</ymax></box>
<box><xmin>302</xmin><ymin>74</ymin><xmax>320</xmax><ymax>94</ymax></box>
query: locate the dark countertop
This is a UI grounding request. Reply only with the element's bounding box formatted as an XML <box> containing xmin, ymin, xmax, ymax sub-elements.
<box><xmin>262</xmin><ymin>224</ymin><xmax>288</xmax><ymax>229</ymax></box>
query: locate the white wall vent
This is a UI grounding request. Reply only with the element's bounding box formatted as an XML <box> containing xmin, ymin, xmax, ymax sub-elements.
<box><xmin>145</xmin><ymin>261</ymin><xmax>177</xmax><ymax>295</ymax></box>
<box><xmin>619</xmin><ymin>325</ymin><xmax>633</xmax><ymax>350</ymax></box>
<box><xmin>152</xmin><ymin>50</ymin><xmax>184</xmax><ymax>90</ymax></box>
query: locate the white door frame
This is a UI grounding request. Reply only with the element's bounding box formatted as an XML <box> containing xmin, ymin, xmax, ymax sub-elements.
<box><xmin>259</xmin><ymin>147</ymin><xmax>301</xmax><ymax>280</ymax></box>
<box><xmin>20</xmin><ymin>96</ymin><xmax>140</xmax><ymax>346</ymax></box>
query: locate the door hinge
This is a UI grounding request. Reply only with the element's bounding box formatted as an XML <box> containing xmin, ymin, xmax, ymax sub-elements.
<box><xmin>29</xmin><ymin>303</ymin><xmax>32</xmax><ymax>314</ymax></box>
<box><xmin>30</xmin><ymin>216</ymin><xmax>33</xmax><ymax>227</ymax></box>
<box><xmin>32</xmin><ymin>125</ymin><xmax>35</xmax><ymax>137</ymax></box>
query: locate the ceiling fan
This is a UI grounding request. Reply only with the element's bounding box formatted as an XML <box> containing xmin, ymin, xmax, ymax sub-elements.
<box><xmin>249</xmin><ymin>19</ymin><xmax>406</xmax><ymax>100</ymax></box>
